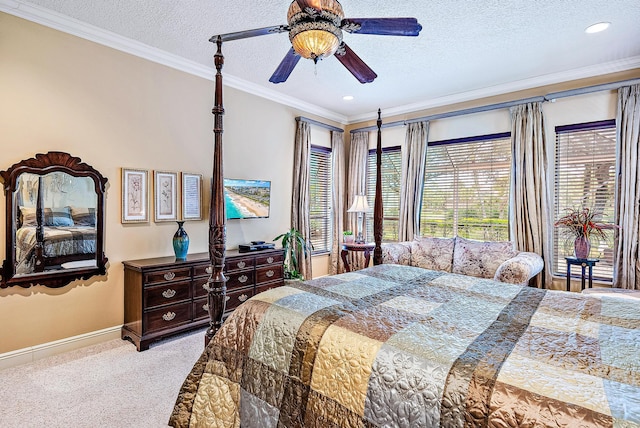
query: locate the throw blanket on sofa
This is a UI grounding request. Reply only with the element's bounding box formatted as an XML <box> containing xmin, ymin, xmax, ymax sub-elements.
<box><xmin>169</xmin><ymin>264</ymin><xmax>640</xmax><ymax>427</ymax></box>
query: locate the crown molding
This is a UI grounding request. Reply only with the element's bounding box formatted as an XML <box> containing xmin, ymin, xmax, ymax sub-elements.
<box><xmin>347</xmin><ymin>56</ymin><xmax>640</xmax><ymax>123</ymax></box>
<box><xmin>3</xmin><ymin>0</ymin><xmax>637</xmax><ymax>126</ymax></box>
<box><xmin>0</xmin><ymin>0</ymin><xmax>348</xmax><ymax>124</ymax></box>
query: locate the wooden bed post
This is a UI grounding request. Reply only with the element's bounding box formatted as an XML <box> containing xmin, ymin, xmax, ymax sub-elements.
<box><xmin>34</xmin><ymin>176</ymin><xmax>45</xmax><ymax>272</ymax></box>
<box><xmin>373</xmin><ymin>109</ymin><xmax>383</xmax><ymax>265</ymax></box>
<box><xmin>205</xmin><ymin>36</ymin><xmax>228</xmax><ymax>345</ymax></box>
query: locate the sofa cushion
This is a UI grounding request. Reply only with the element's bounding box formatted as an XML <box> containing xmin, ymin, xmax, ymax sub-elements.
<box><xmin>410</xmin><ymin>237</ymin><xmax>455</xmax><ymax>272</ymax></box>
<box><xmin>452</xmin><ymin>237</ymin><xmax>517</xmax><ymax>279</ymax></box>
<box><xmin>381</xmin><ymin>242</ymin><xmax>412</xmax><ymax>266</ymax></box>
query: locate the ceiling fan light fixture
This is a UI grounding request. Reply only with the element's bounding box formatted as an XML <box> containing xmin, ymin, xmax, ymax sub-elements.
<box><xmin>291</xmin><ymin>28</ymin><xmax>341</xmax><ymax>60</ymax></box>
<box><xmin>287</xmin><ymin>0</ymin><xmax>344</xmax><ymax>61</ymax></box>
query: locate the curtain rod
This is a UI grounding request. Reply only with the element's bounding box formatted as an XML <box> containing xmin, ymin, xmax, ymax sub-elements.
<box><xmin>350</xmin><ymin>77</ymin><xmax>640</xmax><ymax>133</ymax></box>
<box><xmin>296</xmin><ymin>116</ymin><xmax>343</xmax><ymax>133</ymax></box>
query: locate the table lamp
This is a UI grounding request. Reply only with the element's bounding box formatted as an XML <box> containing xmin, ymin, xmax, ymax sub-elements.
<box><xmin>347</xmin><ymin>195</ymin><xmax>372</xmax><ymax>244</ymax></box>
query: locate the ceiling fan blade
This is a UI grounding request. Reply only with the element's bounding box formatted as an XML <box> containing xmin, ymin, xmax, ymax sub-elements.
<box><xmin>341</xmin><ymin>18</ymin><xmax>422</xmax><ymax>36</ymax></box>
<box><xmin>210</xmin><ymin>25</ymin><xmax>288</xmax><ymax>43</ymax></box>
<box><xmin>295</xmin><ymin>0</ymin><xmax>322</xmax><ymax>13</ymax></box>
<box><xmin>269</xmin><ymin>48</ymin><xmax>301</xmax><ymax>84</ymax></box>
<box><xmin>334</xmin><ymin>43</ymin><xmax>377</xmax><ymax>84</ymax></box>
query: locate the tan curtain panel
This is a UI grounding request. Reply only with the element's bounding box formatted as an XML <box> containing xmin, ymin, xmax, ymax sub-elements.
<box><xmin>291</xmin><ymin>119</ymin><xmax>312</xmax><ymax>280</ymax></box>
<box><xmin>614</xmin><ymin>84</ymin><xmax>640</xmax><ymax>290</ymax></box>
<box><xmin>509</xmin><ymin>102</ymin><xmax>553</xmax><ymax>288</ymax></box>
<box><xmin>330</xmin><ymin>131</ymin><xmax>346</xmax><ymax>275</ymax></box>
<box><xmin>398</xmin><ymin>121</ymin><xmax>429</xmax><ymax>241</ymax></box>
<box><xmin>346</xmin><ymin>131</ymin><xmax>369</xmax><ymax>270</ymax></box>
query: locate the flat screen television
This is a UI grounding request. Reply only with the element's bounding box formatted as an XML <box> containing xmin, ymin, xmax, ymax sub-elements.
<box><xmin>224</xmin><ymin>178</ymin><xmax>271</xmax><ymax>219</ymax></box>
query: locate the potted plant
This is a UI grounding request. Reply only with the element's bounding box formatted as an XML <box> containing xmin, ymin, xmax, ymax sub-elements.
<box><xmin>555</xmin><ymin>206</ymin><xmax>617</xmax><ymax>259</ymax></box>
<box><xmin>273</xmin><ymin>227</ymin><xmax>312</xmax><ymax>280</ymax></box>
<box><xmin>343</xmin><ymin>230</ymin><xmax>354</xmax><ymax>243</ymax></box>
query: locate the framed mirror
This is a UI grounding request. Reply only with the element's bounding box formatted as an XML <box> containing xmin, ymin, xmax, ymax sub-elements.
<box><xmin>0</xmin><ymin>152</ymin><xmax>108</xmax><ymax>288</ymax></box>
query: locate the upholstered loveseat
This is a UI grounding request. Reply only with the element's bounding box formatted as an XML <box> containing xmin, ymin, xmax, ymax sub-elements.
<box><xmin>382</xmin><ymin>236</ymin><xmax>544</xmax><ymax>286</ymax></box>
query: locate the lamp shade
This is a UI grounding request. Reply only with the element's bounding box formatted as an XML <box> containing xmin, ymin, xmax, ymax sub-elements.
<box><xmin>347</xmin><ymin>195</ymin><xmax>371</xmax><ymax>213</ymax></box>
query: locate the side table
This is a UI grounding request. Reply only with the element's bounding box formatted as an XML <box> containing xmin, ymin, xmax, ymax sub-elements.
<box><xmin>565</xmin><ymin>257</ymin><xmax>599</xmax><ymax>292</ymax></box>
<box><xmin>341</xmin><ymin>242</ymin><xmax>375</xmax><ymax>272</ymax></box>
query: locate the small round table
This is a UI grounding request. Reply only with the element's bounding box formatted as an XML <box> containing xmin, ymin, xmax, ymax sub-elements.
<box><xmin>341</xmin><ymin>242</ymin><xmax>375</xmax><ymax>272</ymax></box>
<box><xmin>565</xmin><ymin>257</ymin><xmax>599</xmax><ymax>292</ymax></box>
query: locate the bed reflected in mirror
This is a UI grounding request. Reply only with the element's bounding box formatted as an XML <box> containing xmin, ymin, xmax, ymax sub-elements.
<box><xmin>14</xmin><ymin>172</ymin><xmax>98</xmax><ymax>275</ymax></box>
<box><xmin>1</xmin><ymin>152</ymin><xmax>108</xmax><ymax>288</ymax></box>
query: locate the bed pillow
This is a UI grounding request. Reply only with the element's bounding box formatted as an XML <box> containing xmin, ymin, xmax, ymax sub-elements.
<box><xmin>452</xmin><ymin>237</ymin><xmax>517</xmax><ymax>279</ymax></box>
<box><xmin>44</xmin><ymin>206</ymin><xmax>75</xmax><ymax>227</ymax></box>
<box><xmin>410</xmin><ymin>236</ymin><xmax>455</xmax><ymax>272</ymax></box>
<box><xmin>19</xmin><ymin>206</ymin><xmax>37</xmax><ymax>227</ymax></box>
<box><xmin>70</xmin><ymin>206</ymin><xmax>96</xmax><ymax>227</ymax></box>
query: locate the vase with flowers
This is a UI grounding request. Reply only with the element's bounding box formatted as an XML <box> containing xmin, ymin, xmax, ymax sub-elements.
<box><xmin>554</xmin><ymin>206</ymin><xmax>617</xmax><ymax>259</ymax></box>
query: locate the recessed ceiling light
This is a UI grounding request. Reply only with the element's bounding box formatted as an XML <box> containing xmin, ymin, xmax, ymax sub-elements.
<box><xmin>343</xmin><ymin>95</ymin><xmax>354</xmax><ymax>101</ymax></box>
<box><xmin>585</xmin><ymin>22</ymin><xmax>610</xmax><ymax>34</ymax></box>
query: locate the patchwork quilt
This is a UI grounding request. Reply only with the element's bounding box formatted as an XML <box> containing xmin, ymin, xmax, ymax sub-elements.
<box><xmin>16</xmin><ymin>225</ymin><xmax>96</xmax><ymax>273</ymax></box>
<box><xmin>169</xmin><ymin>264</ymin><xmax>640</xmax><ymax>427</ymax></box>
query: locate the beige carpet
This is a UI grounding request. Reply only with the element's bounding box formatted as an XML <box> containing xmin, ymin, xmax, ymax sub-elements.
<box><xmin>0</xmin><ymin>328</ymin><xmax>206</xmax><ymax>428</ymax></box>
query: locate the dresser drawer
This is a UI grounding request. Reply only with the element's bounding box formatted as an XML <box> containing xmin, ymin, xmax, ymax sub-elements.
<box><xmin>226</xmin><ymin>270</ymin><xmax>254</xmax><ymax>289</ymax></box>
<box><xmin>256</xmin><ymin>252</ymin><xmax>284</xmax><ymax>267</ymax></box>
<box><xmin>255</xmin><ymin>281</ymin><xmax>282</xmax><ymax>296</ymax></box>
<box><xmin>225</xmin><ymin>257</ymin><xmax>254</xmax><ymax>272</ymax></box>
<box><xmin>193</xmin><ymin>263</ymin><xmax>212</xmax><ymax>278</ymax></box>
<box><xmin>144</xmin><ymin>301</ymin><xmax>191</xmax><ymax>333</ymax></box>
<box><xmin>225</xmin><ymin>286</ymin><xmax>253</xmax><ymax>312</ymax></box>
<box><xmin>144</xmin><ymin>280</ymin><xmax>191</xmax><ymax>309</ymax></box>
<box><xmin>193</xmin><ymin>297</ymin><xmax>209</xmax><ymax>321</ymax></box>
<box><xmin>144</xmin><ymin>267</ymin><xmax>191</xmax><ymax>285</ymax></box>
<box><xmin>193</xmin><ymin>277</ymin><xmax>210</xmax><ymax>299</ymax></box>
<box><xmin>256</xmin><ymin>265</ymin><xmax>283</xmax><ymax>285</ymax></box>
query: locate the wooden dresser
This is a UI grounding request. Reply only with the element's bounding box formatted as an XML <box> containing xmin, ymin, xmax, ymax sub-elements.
<box><xmin>122</xmin><ymin>248</ymin><xmax>284</xmax><ymax>351</ymax></box>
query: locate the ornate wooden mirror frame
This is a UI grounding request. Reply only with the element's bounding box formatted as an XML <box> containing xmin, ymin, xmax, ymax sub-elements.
<box><xmin>0</xmin><ymin>151</ymin><xmax>108</xmax><ymax>288</ymax></box>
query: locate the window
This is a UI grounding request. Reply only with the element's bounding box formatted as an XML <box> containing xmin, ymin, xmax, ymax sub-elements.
<box><xmin>553</xmin><ymin>120</ymin><xmax>617</xmax><ymax>281</ymax></box>
<box><xmin>420</xmin><ymin>133</ymin><xmax>511</xmax><ymax>241</ymax></box>
<box><xmin>309</xmin><ymin>146</ymin><xmax>332</xmax><ymax>253</ymax></box>
<box><xmin>365</xmin><ymin>146</ymin><xmax>401</xmax><ymax>242</ymax></box>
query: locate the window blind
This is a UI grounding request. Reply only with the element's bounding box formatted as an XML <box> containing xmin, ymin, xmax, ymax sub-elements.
<box><xmin>554</xmin><ymin>120</ymin><xmax>617</xmax><ymax>281</ymax></box>
<box><xmin>365</xmin><ymin>146</ymin><xmax>402</xmax><ymax>242</ymax></box>
<box><xmin>420</xmin><ymin>133</ymin><xmax>511</xmax><ymax>241</ymax></box>
<box><xmin>309</xmin><ymin>146</ymin><xmax>332</xmax><ymax>253</ymax></box>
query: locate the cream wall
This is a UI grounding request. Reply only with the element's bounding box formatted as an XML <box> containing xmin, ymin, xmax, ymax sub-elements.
<box><xmin>0</xmin><ymin>13</ymin><xmax>339</xmax><ymax>353</ymax></box>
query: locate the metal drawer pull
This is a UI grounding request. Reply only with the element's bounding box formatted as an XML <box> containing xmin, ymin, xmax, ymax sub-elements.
<box><xmin>162</xmin><ymin>311</ymin><xmax>176</xmax><ymax>321</ymax></box>
<box><xmin>237</xmin><ymin>261</ymin><xmax>246</xmax><ymax>269</ymax></box>
<box><xmin>267</xmin><ymin>257</ymin><xmax>274</xmax><ymax>263</ymax></box>
<box><xmin>266</xmin><ymin>270</ymin><xmax>274</xmax><ymax>278</ymax></box>
<box><xmin>163</xmin><ymin>272</ymin><xmax>175</xmax><ymax>281</ymax></box>
<box><xmin>239</xmin><ymin>294</ymin><xmax>248</xmax><ymax>302</ymax></box>
<box><xmin>206</xmin><ymin>266</ymin><xmax>212</xmax><ymax>274</ymax></box>
<box><xmin>203</xmin><ymin>304</ymin><xmax>209</xmax><ymax>312</ymax></box>
<box><xmin>162</xmin><ymin>289</ymin><xmax>176</xmax><ymax>298</ymax></box>
<box><xmin>239</xmin><ymin>275</ymin><xmax>248</xmax><ymax>283</ymax></box>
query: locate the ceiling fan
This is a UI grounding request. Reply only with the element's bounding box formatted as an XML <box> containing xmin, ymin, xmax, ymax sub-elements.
<box><xmin>209</xmin><ymin>0</ymin><xmax>422</xmax><ymax>84</ymax></box>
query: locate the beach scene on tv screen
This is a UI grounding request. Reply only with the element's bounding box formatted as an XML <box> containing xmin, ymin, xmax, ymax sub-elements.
<box><xmin>224</xmin><ymin>179</ymin><xmax>270</xmax><ymax>219</ymax></box>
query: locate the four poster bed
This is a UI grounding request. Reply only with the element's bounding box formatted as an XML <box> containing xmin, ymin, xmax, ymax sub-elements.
<box><xmin>169</xmin><ymin>40</ymin><xmax>640</xmax><ymax>427</ymax></box>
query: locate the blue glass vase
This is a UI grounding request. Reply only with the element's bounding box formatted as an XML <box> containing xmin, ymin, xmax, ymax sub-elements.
<box><xmin>173</xmin><ymin>221</ymin><xmax>189</xmax><ymax>260</ymax></box>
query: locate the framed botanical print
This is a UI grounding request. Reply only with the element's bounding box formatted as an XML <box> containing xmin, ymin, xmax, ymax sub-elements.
<box><xmin>154</xmin><ymin>171</ymin><xmax>178</xmax><ymax>222</ymax></box>
<box><xmin>181</xmin><ymin>172</ymin><xmax>203</xmax><ymax>221</ymax></box>
<box><xmin>121</xmin><ymin>168</ymin><xmax>149</xmax><ymax>223</ymax></box>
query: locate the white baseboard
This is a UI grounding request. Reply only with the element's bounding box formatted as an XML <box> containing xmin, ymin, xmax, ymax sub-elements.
<box><xmin>0</xmin><ymin>325</ymin><xmax>122</xmax><ymax>371</ymax></box>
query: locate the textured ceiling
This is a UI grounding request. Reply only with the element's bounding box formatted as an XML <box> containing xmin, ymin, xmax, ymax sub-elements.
<box><xmin>9</xmin><ymin>0</ymin><xmax>640</xmax><ymax>122</ymax></box>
